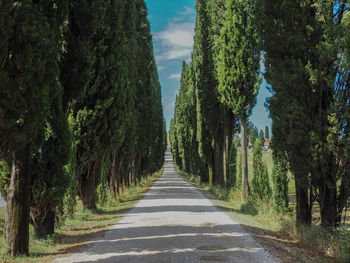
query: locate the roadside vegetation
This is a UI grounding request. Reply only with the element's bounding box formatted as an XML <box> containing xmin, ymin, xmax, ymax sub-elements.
<box><xmin>170</xmin><ymin>0</ymin><xmax>350</xmax><ymax>262</ymax></box>
<box><xmin>178</xmin><ymin>151</ymin><xmax>350</xmax><ymax>263</ymax></box>
<box><xmin>0</xmin><ymin>0</ymin><xmax>166</xmax><ymax>257</ymax></box>
<box><xmin>0</xmin><ymin>170</ymin><xmax>162</xmax><ymax>263</ymax></box>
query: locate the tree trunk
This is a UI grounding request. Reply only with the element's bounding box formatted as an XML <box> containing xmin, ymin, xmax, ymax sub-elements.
<box><xmin>31</xmin><ymin>207</ymin><xmax>55</xmax><ymax>239</ymax></box>
<box><xmin>295</xmin><ymin>177</ymin><xmax>312</xmax><ymax>227</ymax></box>
<box><xmin>79</xmin><ymin>165</ymin><xmax>97</xmax><ymax>211</ymax></box>
<box><xmin>241</xmin><ymin>114</ymin><xmax>250</xmax><ymax>201</ymax></box>
<box><xmin>319</xmin><ymin>178</ymin><xmax>338</xmax><ymax>228</ymax></box>
<box><xmin>208</xmin><ymin>159</ymin><xmax>214</xmax><ymax>186</ymax></box>
<box><xmin>6</xmin><ymin>148</ymin><xmax>31</xmax><ymax>256</ymax></box>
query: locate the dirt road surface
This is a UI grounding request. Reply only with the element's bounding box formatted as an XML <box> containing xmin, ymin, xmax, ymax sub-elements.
<box><xmin>55</xmin><ymin>148</ymin><xmax>277</xmax><ymax>263</ymax></box>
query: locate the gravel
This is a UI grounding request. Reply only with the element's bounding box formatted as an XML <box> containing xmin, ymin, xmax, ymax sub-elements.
<box><xmin>54</xmin><ymin>148</ymin><xmax>278</xmax><ymax>263</ymax></box>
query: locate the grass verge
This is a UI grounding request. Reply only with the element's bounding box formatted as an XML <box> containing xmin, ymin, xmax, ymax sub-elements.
<box><xmin>179</xmin><ymin>169</ymin><xmax>350</xmax><ymax>263</ymax></box>
<box><xmin>0</xmin><ymin>169</ymin><xmax>163</xmax><ymax>263</ymax></box>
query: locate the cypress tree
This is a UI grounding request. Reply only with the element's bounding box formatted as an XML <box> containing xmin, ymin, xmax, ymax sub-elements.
<box><xmin>252</xmin><ymin>139</ymin><xmax>271</xmax><ymax>200</ymax></box>
<box><xmin>187</xmin><ymin>63</ymin><xmax>207</xmax><ymax>178</ymax></box>
<box><xmin>236</xmin><ymin>151</ymin><xmax>242</xmax><ymax>190</ymax></box>
<box><xmin>0</xmin><ymin>1</ymin><xmax>58</xmax><ymax>255</ymax></box>
<box><xmin>217</xmin><ymin>0</ymin><xmax>261</xmax><ymax>200</ymax></box>
<box><xmin>28</xmin><ymin>1</ymin><xmax>70</xmax><ymax>239</ymax></box>
<box><xmin>175</xmin><ymin>61</ymin><xmax>192</xmax><ymax>172</ymax></box>
<box><xmin>134</xmin><ymin>0</ymin><xmax>163</xmax><ymax>182</ymax></box>
<box><xmin>73</xmin><ymin>0</ymin><xmax>131</xmax><ymax>210</ymax></box>
<box><xmin>193</xmin><ymin>0</ymin><xmax>225</xmax><ymax>186</ymax></box>
<box><xmin>265</xmin><ymin>126</ymin><xmax>269</xmax><ymax>139</ymax></box>
<box><xmin>272</xmin><ymin>152</ymin><xmax>289</xmax><ymax>213</ymax></box>
<box><xmin>259</xmin><ymin>129</ymin><xmax>265</xmax><ymax>146</ymax></box>
<box><xmin>227</xmin><ymin>140</ymin><xmax>237</xmax><ymax>188</ymax></box>
<box><xmin>261</xmin><ymin>0</ymin><xmax>350</xmax><ymax>227</ymax></box>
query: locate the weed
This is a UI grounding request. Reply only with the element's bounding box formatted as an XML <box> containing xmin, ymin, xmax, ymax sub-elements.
<box><xmin>44</xmin><ymin>234</ymin><xmax>57</xmax><ymax>246</ymax></box>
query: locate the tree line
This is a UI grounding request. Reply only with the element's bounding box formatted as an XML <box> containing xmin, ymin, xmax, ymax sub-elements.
<box><xmin>170</xmin><ymin>0</ymin><xmax>350</xmax><ymax>232</ymax></box>
<box><xmin>0</xmin><ymin>0</ymin><xmax>166</xmax><ymax>256</ymax></box>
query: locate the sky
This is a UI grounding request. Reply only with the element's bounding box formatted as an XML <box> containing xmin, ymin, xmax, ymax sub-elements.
<box><xmin>144</xmin><ymin>0</ymin><xmax>272</xmax><ymax>133</ymax></box>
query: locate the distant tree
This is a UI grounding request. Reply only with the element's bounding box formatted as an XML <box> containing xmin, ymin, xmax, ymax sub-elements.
<box><xmin>227</xmin><ymin>140</ymin><xmax>237</xmax><ymax>188</ymax></box>
<box><xmin>265</xmin><ymin>126</ymin><xmax>269</xmax><ymax>139</ymax></box>
<box><xmin>259</xmin><ymin>129</ymin><xmax>265</xmax><ymax>146</ymax></box>
<box><xmin>236</xmin><ymin>151</ymin><xmax>242</xmax><ymax>190</ymax></box>
<box><xmin>252</xmin><ymin>139</ymin><xmax>271</xmax><ymax>200</ymax></box>
<box><xmin>217</xmin><ymin>0</ymin><xmax>261</xmax><ymax>200</ymax></box>
<box><xmin>272</xmin><ymin>152</ymin><xmax>289</xmax><ymax>212</ymax></box>
<box><xmin>193</xmin><ymin>0</ymin><xmax>223</xmax><ymax>186</ymax></box>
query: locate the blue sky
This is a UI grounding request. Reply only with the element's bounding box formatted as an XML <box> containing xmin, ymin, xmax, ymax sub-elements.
<box><xmin>144</xmin><ymin>0</ymin><xmax>272</xmax><ymax>133</ymax></box>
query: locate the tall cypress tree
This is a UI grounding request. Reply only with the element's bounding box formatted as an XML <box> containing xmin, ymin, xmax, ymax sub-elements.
<box><xmin>265</xmin><ymin>126</ymin><xmax>269</xmax><ymax>139</ymax></box>
<box><xmin>73</xmin><ymin>0</ymin><xmax>131</xmax><ymax>210</ymax></box>
<box><xmin>0</xmin><ymin>1</ymin><xmax>58</xmax><ymax>255</ymax></box>
<box><xmin>262</xmin><ymin>0</ymin><xmax>350</xmax><ymax>227</ymax></box>
<box><xmin>252</xmin><ymin>139</ymin><xmax>271</xmax><ymax>200</ymax></box>
<box><xmin>28</xmin><ymin>1</ymin><xmax>70</xmax><ymax>239</ymax></box>
<box><xmin>193</xmin><ymin>0</ymin><xmax>224</xmax><ymax>186</ymax></box>
<box><xmin>272</xmin><ymin>152</ymin><xmax>289</xmax><ymax>212</ymax></box>
<box><xmin>217</xmin><ymin>0</ymin><xmax>261</xmax><ymax>200</ymax></box>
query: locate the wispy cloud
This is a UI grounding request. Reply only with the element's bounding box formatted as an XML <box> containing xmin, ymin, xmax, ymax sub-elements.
<box><xmin>158</xmin><ymin>66</ymin><xmax>166</xmax><ymax>71</ymax></box>
<box><xmin>178</xmin><ymin>6</ymin><xmax>194</xmax><ymax>15</ymax></box>
<box><xmin>168</xmin><ymin>73</ymin><xmax>181</xmax><ymax>80</ymax></box>
<box><xmin>156</xmin><ymin>49</ymin><xmax>192</xmax><ymax>61</ymax></box>
<box><xmin>171</xmin><ymin>16</ymin><xmax>185</xmax><ymax>22</ymax></box>
<box><xmin>154</xmin><ymin>22</ymin><xmax>195</xmax><ymax>62</ymax></box>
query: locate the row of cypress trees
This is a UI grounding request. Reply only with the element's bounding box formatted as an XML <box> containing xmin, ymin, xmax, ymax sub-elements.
<box><xmin>170</xmin><ymin>0</ymin><xmax>259</xmax><ymax>197</ymax></box>
<box><xmin>170</xmin><ymin>0</ymin><xmax>350</xmax><ymax>231</ymax></box>
<box><xmin>0</xmin><ymin>0</ymin><xmax>166</xmax><ymax>256</ymax></box>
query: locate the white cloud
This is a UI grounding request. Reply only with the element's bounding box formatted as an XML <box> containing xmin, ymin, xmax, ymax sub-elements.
<box><xmin>154</xmin><ymin>22</ymin><xmax>195</xmax><ymax>62</ymax></box>
<box><xmin>178</xmin><ymin>6</ymin><xmax>194</xmax><ymax>15</ymax></box>
<box><xmin>158</xmin><ymin>66</ymin><xmax>166</xmax><ymax>71</ymax></box>
<box><xmin>155</xmin><ymin>22</ymin><xmax>194</xmax><ymax>48</ymax></box>
<box><xmin>171</xmin><ymin>16</ymin><xmax>185</xmax><ymax>22</ymax></box>
<box><xmin>168</xmin><ymin>73</ymin><xmax>182</xmax><ymax>80</ymax></box>
<box><xmin>156</xmin><ymin>49</ymin><xmax>192</xmax><ymax>61</ymax></box>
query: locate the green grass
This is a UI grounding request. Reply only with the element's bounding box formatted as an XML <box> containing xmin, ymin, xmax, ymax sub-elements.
<box><xmin>0</xmin><ymin>169</ymin><xmax>163</xmax><ymax>263</ymax></box>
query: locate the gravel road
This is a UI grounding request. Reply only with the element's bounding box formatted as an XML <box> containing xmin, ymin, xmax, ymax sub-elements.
<box><xmin>55</xmin><ymin>148</ymin><xmax>277</xmax><ymax>263</ymax></box>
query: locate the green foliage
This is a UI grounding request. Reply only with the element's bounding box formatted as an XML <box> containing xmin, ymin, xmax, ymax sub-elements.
<box><xmin>217</xmin><ymin>0</ymin><xmax>261</xmax><ymax>118</ymax></box>
<box><xmin>259</xmin><ymin>129</ymin><xmax>264</xmax><ymax>146</ymax></box>
<box><xmin>252</xmin><ymin>139</ymin><xmax>271</xmax><ymax>200</ymax></box>
<box><xmin>0</xmin><ymin>1</ymin><xmax>56</xmax><ymax>150</ymax></box>
<box><xmin>272</xmin><ymin>152</ymin><xmax>289</xmax><ymax>213</ymax></box>
<box><xmin>236</xmin><ymin>151</ymin><xmax>242</xmax><ymax>190</ymax></box>
<box><xmin>262</xmin><ymin>0</ymin><xmax>350</xmax><ymax>227</ymax></box>
<box><xmin>227</xmin><ymin>140</ymin><xmax>237</xmax><ymax>188</ymax></box>
<box><xmin>265</xmin><ymin>126</ymin><xmax>269</xmax><ymax>139</ymax></box>
<box><xmin>0</xmin><ymin>161</ymin><xmax>8</xmax><ymax>198</ymax></box>
<box><xmin>56</xmin><ymin>118</ymin><xmax>79</xmax><ymax>223</ymax></box>
<box><xmin>193</xmin><ymin>0</ymin><xmax>217</xmax><ymax>164</ymax></box>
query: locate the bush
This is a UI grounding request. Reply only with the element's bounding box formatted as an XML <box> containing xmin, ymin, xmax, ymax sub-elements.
<box><xmin>240</xmin><ymin>199</ymin><xmax>258</xmax><ymax>216</ymax></box>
